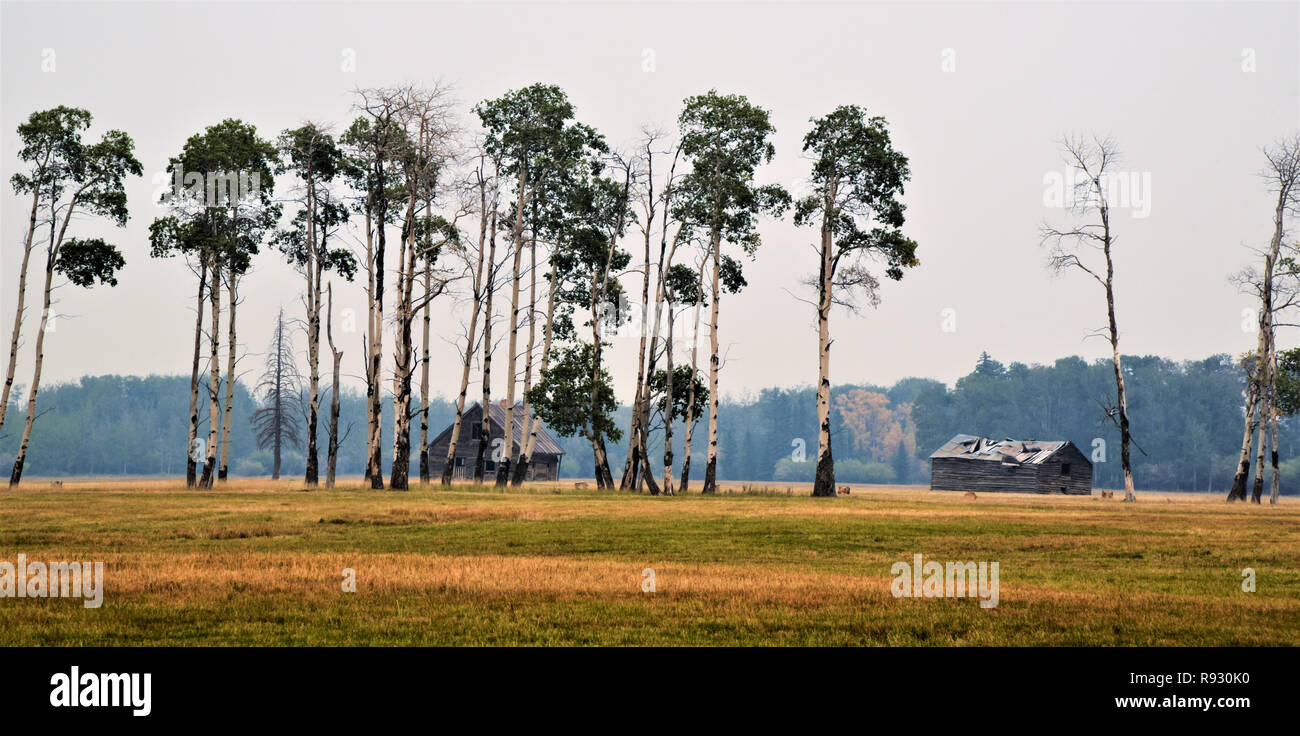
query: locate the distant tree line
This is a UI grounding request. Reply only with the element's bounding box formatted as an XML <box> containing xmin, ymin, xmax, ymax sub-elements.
<box><xmin>6</xmin><ymin>354</ymin><xmax>1291</xmax><ymax>494</ymax></box>
<box><xmin>913</xmin><ymin>352</ymin><xmax>1300</xmax><ymax>494</ymax></box>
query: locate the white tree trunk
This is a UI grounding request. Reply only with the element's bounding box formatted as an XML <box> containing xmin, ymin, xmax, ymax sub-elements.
<box><xmin>0</xmin><ymin>188</ymin><xmax>42</xmax><ymax>439</ymax></box>
<box><xmin>218</xmin><ymin>273</ymin><xmax>238</xmax><ymax>482</ymax></box>
<box><xmin>186</xmin><ymin>259</ymin><xmax>208</xmax><ymax>488</ymax></box>
<box><xmin>812</xmin><ymin>192</ymin><xmax>836</xmax><ymax>497</ymax></box>
<box><xmin>702</xmin><ymin>230</ymin><xmax>722</xmax><ymax>494</ymax></box>
<box><xmin>498</xmin><ymin>166</ymin><xmax>527</xmax><ymax>486</ymax></box>
<box><xmin>199</xmin><ymin>263</ymin><xmax>221</xmax><ymax>488</ymax></box>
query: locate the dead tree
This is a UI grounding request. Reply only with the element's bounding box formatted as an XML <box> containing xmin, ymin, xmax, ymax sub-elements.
<box><xmin>1229</xmin><ymin>136</ymin><xmax>1300</xmax><ymax>502</ymax></box>
<box><xmin>324</xmin><ymin>283</ymin><xmax>348</xmax><ymax>487</ymax></box>
<box><xmin>1041</xmin><ymin>134</ymin><xmax>1136</xmax><ymax>502</ymax></box>
<box><xmin>251</xmin><ymin>309</ymin><xmax>306</xmax><ymax>479</ymax></box>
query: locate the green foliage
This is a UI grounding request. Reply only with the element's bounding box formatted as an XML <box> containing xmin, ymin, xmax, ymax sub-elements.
<box><xmin>664</xmin><ymin>263</ymin><xmax>704</xmax><ymax>305</ymax></box>
<box><xmin>647</xmin><ymin>365</ymin><xmax>708</xmax><ymax>423</ymax></box>
<box><xmin>676</xmin><ymin>90</ymin><xmax>790</xmax><ymax>286</ymax></box>
<box><xmin>11</xmin><ymin>106</ymin><xmax>142</xmax><ymax>230</ymax></box>
<box><xmin>339</xmin><ymin>115</ymin><xmax>407</xmax><ymax>220</ymax></box>
<box><xmin>526</xmin><ymin>343</ymin><xmax>622</xmax><ymax>444</ymax></box>
<box><xmin>795</xmin><ymin>104</ymin><xmax>918</xmax><ymax>287</ymax></box>
<box><xmin>156</xmin><ymin>118</ymin><xmax>282</xmax><ymax>274</ymax></box>
<box><xmin>54</xmin><ymin>238</ymin><xmax>125</xmax><ymax>287</ymax></box>
<box><xmin>474</xmin><ymin>84</ymin><xmax>582</xmax><ymax>175</ymax></box>
<box><xmin>0</xmin><ymin>375</ymin><xmax>427</xmax><ymax>478</ymax></box>
<box><xmin>1275</xmin><ymin>348</ymin><xmax>1300</xmax><ymax>416</ymax></box>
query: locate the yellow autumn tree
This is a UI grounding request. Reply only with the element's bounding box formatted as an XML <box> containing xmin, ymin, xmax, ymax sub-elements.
<box><xmin>837</xmin><ymin>389</ymin><xmax>916</xmax><ymax>462</ymax></box>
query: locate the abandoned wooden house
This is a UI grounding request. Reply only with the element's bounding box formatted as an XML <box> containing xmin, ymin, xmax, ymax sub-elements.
<box><xmin>425</xmin><ymin>401</ymin><xmax>565</xmax><ymax>482</ymax></box>
<box><xmin>929</xmin><ymin>434</ymin><xmax>1092</xmax><ymax>495</ymax></box>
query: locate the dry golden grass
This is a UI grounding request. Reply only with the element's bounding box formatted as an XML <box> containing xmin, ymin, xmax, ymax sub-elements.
<box><xmin>2</xmin><ymin>478</ymin><xmax>1297</xmax><ymax>645</ymax></box>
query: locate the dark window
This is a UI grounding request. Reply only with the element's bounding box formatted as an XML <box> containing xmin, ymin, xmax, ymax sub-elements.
<box><xmin>1061</xmin><ymin>463</ymin><xmax>1071</xmax><ymax>476</ymax></box>
<box><xmin>455</xmin><ymin>457</ymin><xmax>464</xmax><ymax>467</ymax></box>
<box><xmin>471</xmin><ymin>425</ymin><xmax>481</xmax><ymax>440</ymax></box>
<box><xmin>485</xmin><ymin>460</ymin><xmax>496</xmax><ymax>471</ymax></box>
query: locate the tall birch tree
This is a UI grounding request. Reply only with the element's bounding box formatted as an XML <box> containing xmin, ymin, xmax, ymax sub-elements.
<box><xmin>277</xmin><ymin>123</ymin><xmax>355</xmax><ymax>487</ymax></box>
<box><xmin>795</xmin><ymin>105</ymin><xmax>919</xmax><ymax>497</ymax></box>
<box><xmin>8</xmin><ymin>121</ymin><xmax>139</xmax><ymax>487</ymax></box>
<box><xmin>3</xmin><ymin>107</ymin><xmax>94</xmax><ymax>443</ymax></box>
<box><xmin>676</xmin><ymin>91</ymin><xmax>789</xmax><ymax>493</ymax></box>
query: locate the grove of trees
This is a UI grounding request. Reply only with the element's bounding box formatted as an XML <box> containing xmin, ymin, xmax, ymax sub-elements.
<box><xmin>3</xmin><ymin>97</ymin><xmax>1298</xmax><ymax>503</ymax></box>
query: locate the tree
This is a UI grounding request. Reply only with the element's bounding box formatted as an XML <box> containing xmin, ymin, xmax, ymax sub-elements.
<box><xmin>526</xmin><ymin>342</ymin><xmax>622</xmax><ymax>470</ymax></box>
<box><xmin>620</xmin><ymin>131</ymin><xmax>686</xmax><ymax>493</ymax></box>
<box><xmin>388</xmin><ymin>83</ymin><xmax>460</xmax><ymax>491</ymax></box>
<box><xmin>676</xmin><ymin>90</ymin><xmax>790</xmax><ymax>493</ymax></box>
<box><xmin>648</xmin><ymin>361</ymin><xmax>708</xmax><ymax>495</ymax></box>
<box><xmin>3</xmin><ymin>107</ymin><xmax>94</xmax><ymax>443</ymax></box>
<box><xmin>1041</xmin><ymin>134</ymin><xmax>1137</xmax><ymax>502</ymax></box>
<box><xmin>148</xmin><ymin>214</ymin><xmax>212</xmax><ymax>487</ymax></box>
<box><xmin>345</xmin><ymin>90</ymin><xmax>408</xmax><ymax>489</ymax></box>
<box><xmin>324</xmin><ymin>283</ymin><xmax>349</xmax><ymax>487</ymax></box>
<box><xmin>659</xmin><ymin>260</ymin><xmax>701</xmax><ymax>493</ymax></box>
<box><xmin>546</xmin><ymin>160</ymin><xmax>631</xmax><ymax>488</ymax></box>
<box><xmin>276</xmin><ymin>122</ymin><xmax>355</xmax><ymax>487</ymax></box>
<box><xmin>442</xmin><ymin>152</ymin><xmax>497</xmax><ymax>486</ymax></box>
<box><xmin>477</xmin><ymin>87</ymin><xmax>618</xmax><ymax>487</ymax></box>
<box><xmin>794</xmin><ymin>105</ymin><xmax>919</xmax><ymax>497</ymax></box>
<box><xmin>679</xmin><ymin>257</ymin><xmax>708</xmax><ymax>493</ymax></box>
<box><xmin>475</xmin><ymin>83</ymin><xmax>593</xmax><ymax>487</ymax></box>
<box><xmin>514</xmin><ymin>130</ymin><xmax>590</xmax><ymax>485</ymax></box>
<box><xmin>837</xmin><ymin>388</ymin><xmax>914</xmax><ymax>463</ymax></box>
<box><xmin>250</xmin><ymin>310</ymin><xmax>305</xmax><ymax>479</ymax></box>
<box><xmin>474</xmin><ymin>168</ymin><xmax>503</xmax><ymax>485</ymax></box>
<box><xmin>1228</xmin><ymin>136</ymin><xmax>1300</xmax><ymax>503</ymax></box>
<box><xmin>152</xmin><ymin>119</ymin><xmax>279</xmax><ymax>488</ymax></box>
<box><xmin>9</xmin><ymin>114</ymin><xmax>139</xmax><ymax>488</ymax></box>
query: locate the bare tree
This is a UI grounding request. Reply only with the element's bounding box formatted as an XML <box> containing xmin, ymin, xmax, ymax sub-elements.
<box><xmin>251</xmin><ymin>309</ymin><xmax>306</xmax><ymax>479</ymax></box>
<box><xmin>324</xmin><ymin>283</ymin><xmax>346</xmax><ymax>487</ymax></box>
<box><xmin>347</xmin><ymin>88</ymin><xmax>408</xmax><ymax>489</ymax></box>
<box><xmin>389</xmin><ymin>83</ymin><xmax>461</xmax><ymax>491</ymax></box>
<box><xmin>1041</xmin><ymin>134</ymin><xmax>1136</xmax><ymax>502</ymax></box>
<box><xmin>475</xmin><ymin>178</ymin><xmax>502</xmax><ymax>484</ymax></box>
<box><xmin>621</xmin><ymin>132</ymin><xmax>684</xmax><ymax>493</ymax></box>
<box><xmin>1228</xmin><ymin>136</ymin><xmax>1300</xmax><ymax>502</ymax></box>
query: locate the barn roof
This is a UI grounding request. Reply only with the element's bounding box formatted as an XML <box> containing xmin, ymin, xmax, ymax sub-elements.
<box><xmin>425</xmin><ymin>402</ymin><xmax>566</xmax><ymax>457</ymax></box>
<box><xmin>929</xmin><ymin>434</ymin><xmax>1073</xmax><ymax>466</ymax></box>
<box><xmin>484</xmin><ymin>402</ymin><xmax>565</xmax><ymax>456</ymax></box>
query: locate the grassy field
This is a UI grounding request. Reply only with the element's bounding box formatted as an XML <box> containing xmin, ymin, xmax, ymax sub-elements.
<box><xmin>2</xmin><ymin>478</ymin><xmax>1298</xmax><ymax>646</ymax></box>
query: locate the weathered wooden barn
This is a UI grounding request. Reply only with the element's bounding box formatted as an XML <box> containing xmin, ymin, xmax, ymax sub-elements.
<box><xmin>425</xmin><ymin>401</ymin><xmax>565</xmax><ymax>482</ymax></box>
<box><xmin>929</xmin><ymin>434</ymin><xmax>1092</xmax><ymax>495</ymax></box>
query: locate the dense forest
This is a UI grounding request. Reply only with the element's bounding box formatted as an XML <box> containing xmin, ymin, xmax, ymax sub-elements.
<box><xmin>3</xmin><ymin>351</ymin><xmax>1293</xmax><ymax>494</ymax></box>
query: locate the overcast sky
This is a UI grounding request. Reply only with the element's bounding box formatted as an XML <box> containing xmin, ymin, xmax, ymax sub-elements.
<box><xmin>3</xmin><ymin>1</ymin><xmax>1298</xmax><ymax>405</ymax></box>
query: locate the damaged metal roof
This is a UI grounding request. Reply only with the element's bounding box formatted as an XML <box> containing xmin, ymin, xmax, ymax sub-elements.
<box><xmin>929</xmin><ymin>434</ymin><xmax>1070</xmax><ymax>466</ymax></box>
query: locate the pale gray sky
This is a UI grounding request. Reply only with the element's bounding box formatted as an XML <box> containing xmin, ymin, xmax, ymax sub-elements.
<box><xmin>3</xmin><ymin>1</ymin><xmax>1298</xmax><ymax>405</ymax></box>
